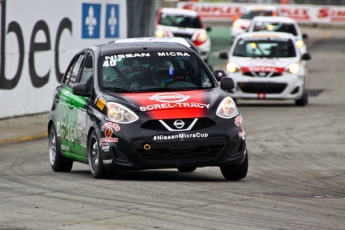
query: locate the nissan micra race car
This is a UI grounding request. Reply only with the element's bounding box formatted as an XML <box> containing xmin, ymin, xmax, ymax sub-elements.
<box><xmin>48</xmin><ymin>39</ymin><xmax>248</xmax><ymax>180</ymax></box>
<box><xmin>155</xmin><ymin>7</ymin><xmax>212</xmax><ymax>63</ymax></box>
<box><xmin>219</xmin><ymin>32</ymin><xmax>311</xmax><ymax>106</ymax></box>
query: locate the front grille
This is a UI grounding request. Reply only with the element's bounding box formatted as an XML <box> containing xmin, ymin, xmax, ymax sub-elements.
<box><xmin>238</xmin><ymin>82</ymin><xmax>287</xmax><ymax>94</ymax></box>
<box><xmin>243</xmin><ymin>72</ymin><xmax>282</xmax><ymax>78</ymax></box>
<box><xmin>172</xmin><ymin>32</ymin><xmax>192</xmax><ymax>39</ymax></box>
<box><xmin>141</xmin><ymin>118</ymin><xmax>216</xmax><ymax>131</ymax></box>
<box><xmin>137</xmin><ymin>145</ymin><xmax>223</xmax><ymax>162</ymax></box>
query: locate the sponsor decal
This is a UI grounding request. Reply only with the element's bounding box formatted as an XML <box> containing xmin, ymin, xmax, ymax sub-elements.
<box><xmin>153</xmin><ymin>132</ymin><xmax>208</xmax><ymax>140</ymax></box>
<box><xmin>104</xmin><ymin>53</ymin><xmax>150</xmax><ymax>60</ymax></box>
<box><xmin>102</xmin><ymin>146</ymin><xmax>110</xmax><ymax>152</ymax></box>
<box><xmin>61</xmin><ymin>144</ymin><xmax>70</xmax><ymax>151</ymax></box>
<box><xmin>234</xmin><ymin>116</ymin><xmax>246</xmax><ymax>140</ymax></box>
<box><xmin>101</xmin><ymin>122</ymin><xmax>120</xmax><ymax>132</ymax></box>
<box><xmin>241</xmin><ymin>66</ymin><xmax>285</xmax><ymax>74</ymax></box>
<box><xmin>100</xmin><ymin>137</ymin><xmax>118</xmax><ymax>144</ymax></box>
<box><xmin>157</xmin><ymin>52</ymin><xmax>190</xmax><ymax>57</ymax></box>
<box><xmin>103</xmin><ymin>159</ymin><xmax>113</xmax><ymax>164</ymax></box>
<box><xmin>140</xmin><ymin>102</ymin><xmax>210</xmax><ymax>111</ymax></box>
<box><xmin>257</xmin><ymin>93</ymin><xmax>266</xmax><ymax>99</ymax></box>
<box><xmin>56</xmin><ymin>106</ymin><xmax>87</xmax><ymax>147</ymax></box>
<box><xmin>150</xmin><ymin>93</ymin><xmax>190</xmax><ymax>103</ymax></box>
<box><xmin>96</xmin><ymin>97</ymin><xmax>106</xmax><ymax>110</ymax></box>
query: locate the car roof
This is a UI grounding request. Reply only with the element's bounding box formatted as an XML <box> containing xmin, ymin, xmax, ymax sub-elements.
<box><xmin>237</xmin><ymin>31</ymin><xmax>296</xmax><ymax>40</ymax></box>
<box><xmin>160</xmin><ymin>7</ymin><xmax>198</xmax><ymax>17</ymax></box>
<box><xmin>251</xmin><ymin>16</ymin><xmax>297</xmax><ymax>23</ymax></box>
<box><xmin>112</xmin><ymin>37</ymin><xmax>190</xmax><ymax>47</ymax></box>
<box><xmin>86</xmin><ymin>41</ymin><xmax>192</xmax><ymax>57</ymax></box>
<box><xmin>111</xmin><ymin>37</ymin><xmax>198</xmax><ymax>53</ymax></box>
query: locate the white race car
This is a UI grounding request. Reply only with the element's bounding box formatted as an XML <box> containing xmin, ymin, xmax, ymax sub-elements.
<box><xmin>247</xmin><ymin>16</ymin><xmax>308</xmax><ymax>54</ymax></box>
<box><xmin>219</xmin><ymin>32</ymin><xmax>312</xmax><ymax>106</ymax></box>
<box><xmin>155</xmin><ymin>7</ymin><xmax>212</xmax><ymax>63</ymax></box>
<box><xmin>230</xmin><ymin>5</ymin><xmax>281</xmax><ymax>43</ymax></box>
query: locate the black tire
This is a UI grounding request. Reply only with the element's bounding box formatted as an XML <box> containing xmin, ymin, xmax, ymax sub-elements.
<box><xmin>177</xmin><ymin>166</ymin><xmax>197</xmax><ymax>173</ymax></box>
<box><xmin>295</xmin><ymin>92</ymin><xmax>308</xmax><ymax>106</ymax></box>
<box><xmin>220</xmin><ymin>150</ymin><xmax>248</xmax><ymax>181</ymax></box>
<box><xmin>48</xmin><ymin>124</ymin><xmax>73</xmax><ymax>172</ymax></box>
<box><xmin>88</xmin><ymin>130</ymin><xmax>116</xmax><ymax>179</ymax></box>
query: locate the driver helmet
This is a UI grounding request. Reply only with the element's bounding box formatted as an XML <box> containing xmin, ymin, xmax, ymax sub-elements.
<box><xmin>151</xmin><ymin>60</ymin><xmax>174</xmax><ymax>86</ymax></box>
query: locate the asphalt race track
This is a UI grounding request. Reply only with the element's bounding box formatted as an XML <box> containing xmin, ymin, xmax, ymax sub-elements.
<box><xmin>0</xmin><ymin>25</ymin><xmax>344</xmax><ymax>230</ymax></box>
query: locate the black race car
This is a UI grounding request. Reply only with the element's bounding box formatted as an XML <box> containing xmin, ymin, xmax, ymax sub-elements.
<box><xmin>48</xmin><ymin>39</ymin><xmax>248</xmax><ymax>180</ymax></box>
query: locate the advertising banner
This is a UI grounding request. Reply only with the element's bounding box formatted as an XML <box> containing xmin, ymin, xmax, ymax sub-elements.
<box><xmin>177</xmin><ymin>2</ymin><xmax>345</xmax><ymax>24</ymax></box>
<box><xmin>0</xmin><ymin>0</ymin><xmax>127</xmax><ymax>118</ymax></box>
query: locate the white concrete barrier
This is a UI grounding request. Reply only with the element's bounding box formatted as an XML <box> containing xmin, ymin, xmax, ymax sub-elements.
<box><xmin>0</xmin><ymin>0</ymin><xmax>127</xmax><ymax>119</ymax></box>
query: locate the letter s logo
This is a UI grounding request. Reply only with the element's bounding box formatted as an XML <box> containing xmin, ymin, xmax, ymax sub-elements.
<box><xmin>318</xmin><ymin>8</ymin><xmax>329</xmax><ymax>18</ymax></box>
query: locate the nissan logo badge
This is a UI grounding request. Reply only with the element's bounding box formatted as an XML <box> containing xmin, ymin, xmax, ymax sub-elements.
<box><xmin>174</xmin><ymin>120</ymin><xmax>185</xmax><ymax>129</ymax></box>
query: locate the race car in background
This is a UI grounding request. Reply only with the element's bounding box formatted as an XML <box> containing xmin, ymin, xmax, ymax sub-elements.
<box><xmin>247</xmin><ymin>16</ymin><xmax>309</xmax><ymax>54</ymax></box>
<box><xmin>219</xmin><ymin>32</ymin><xmax>311</xmax><ymax>106</ymax></box>
<box><xmin>155</xmin><ymin>7</ymin><xmax>212</xmax><ymax>63</ymax></box>
<box><xmin>230</xmin><ymin>5</ymin><xmax>281</xmax><ymax>42</ymax></box>
<box><xmin>48</xmin><ymin>38</ymin><xmax>248</xmax><ymax>181</ymax></box>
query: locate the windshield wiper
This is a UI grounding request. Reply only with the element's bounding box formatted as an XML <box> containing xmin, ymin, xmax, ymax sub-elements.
<box><xmin>103</xmin><ymin>87</ymin><xmax>132</xmax><ymax>93</ymax></box>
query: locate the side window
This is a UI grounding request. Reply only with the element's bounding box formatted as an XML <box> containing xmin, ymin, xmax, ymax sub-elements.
<box><xmin>63</xmin><ymin>53</ymin><xmax>86</xmax><ymax>86</ymax></box>
<box><xmin>80</xmin><ymin>55</ymin><xmax>94</xmax><ymax>93</ymax></box>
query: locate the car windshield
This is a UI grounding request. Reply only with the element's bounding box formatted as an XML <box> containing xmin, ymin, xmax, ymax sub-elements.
<box><xmin>253</xmin><ymin>22</ymin><xmax>298</xmax><ymax>36</ymax></box>
<box><xmin>232</xmin><ymin>37</ymin><xmax>296</xmax><ymax>58</ymax></box>
<box><xmin>98</xmin><ymin>52</ymin><xmax>215</xmax><ymax>92</ymax></box>
<box><xmin>159</xmin><ymin>13</ymin><xmax>202</xmax><ymax>28</ymax></box>
<box><xmin>241</xmin><ymin>10</ymin><xmax>274</xmax><ymax>19</ymax></box>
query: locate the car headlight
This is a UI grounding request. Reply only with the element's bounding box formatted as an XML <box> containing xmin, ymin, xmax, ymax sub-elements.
<box><xmin>287</xmin><ymin>63</ymin><xmax>300</xmax><ymax>74</ymax></box>
<box><xmin>106</xmin><ymin>102</ymin><xmax>138</xmax><ymax>124</ymax></box>
<box><xmin>155</xmin><ymin>29</ymin><xmax>168</xmax><ymax>38</ymax></box>
<box><xmin>226</xmin><ymin>62</ymin><xmax>239</xmax><ymax>73</ymax></box>
<box><xmin>216</xmin><ymin>97</ymin><xmax>239</xmax><ymax>119</ymax></box>
<box><xmin>233</xmin><ymin>21</ymin><xmax>240</xmax><ymax>28</ymax></box>
<box><xmin>296</xmin><ymin>40</ymin><xmax>304</xmax><ymax>49</ymax></box>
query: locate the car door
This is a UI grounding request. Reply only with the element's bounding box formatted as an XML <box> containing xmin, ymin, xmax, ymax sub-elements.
<box><xmin>55</xmin><ymin>52</ymin><xmax>89</xmax><ymax>161</ymax></box>
<box><xmin>67</xmin><ymin>53</ymin><xmax>95</xmax><ymax>161</ymax></box>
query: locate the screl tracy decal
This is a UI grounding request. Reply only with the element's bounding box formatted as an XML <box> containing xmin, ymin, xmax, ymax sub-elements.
<box><xmin>122</xmin><ymin>91</ymin><xmax>209</xmax><ymax>119</ymax></box>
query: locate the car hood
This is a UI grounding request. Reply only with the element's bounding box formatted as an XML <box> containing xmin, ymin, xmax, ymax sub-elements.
<box><xmin>103</xmin><ymin>89</ymin><xmax>224</xmax><ymax>120</ymax></box>
<box><xmin>231</xmin><ymin>57</ymin><xmax>298</xmax><ymax>73</ymax></box>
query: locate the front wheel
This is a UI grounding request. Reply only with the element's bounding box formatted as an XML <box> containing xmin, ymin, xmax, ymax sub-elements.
<box><xmin>48</xmin><ymin>124</ymin><xmax>73</xmax><ymax>172</ymax></box>
<box><xmin>295</xmin><ymin>92</ymin><xmax>308</xmax><ymax>106</ymax></box>
<box><xmin>220</xmin><ymin>150</ymin><xmax>248</xmax><ymax>181</ymax></box>
<box><xmin>88</xmin><ymin>130</ymin><xmax>116</xmax><ymax>179</ymax></box>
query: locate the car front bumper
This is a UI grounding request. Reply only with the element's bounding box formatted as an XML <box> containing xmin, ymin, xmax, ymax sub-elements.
<box><xmin>99</xmin><ymin>116</ymin><xmax>246</xmax><ymax>171</ymax></box>
<box><xmin>226</xmin><ymin>72</ymin><xmax>307</xmax><ymax>100</ymax></box>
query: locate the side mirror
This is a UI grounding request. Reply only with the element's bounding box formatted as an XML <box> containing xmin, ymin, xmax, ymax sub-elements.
<box><xmin>219</xmin><ymin>51</ymin><xmax>228</xmax><ymax>59</ymax></box>
<box><xmin>302</xmin><ymin>33</ymin><xmax>308</xmax><ymax>39</ymax></box>
<box><xmin>214</xmin><ymin>70</ymin><xmax>226</xmax><ymax>81</ymax></box>
<box><xmin>301</xmin><ymin>53</ymin><xmax>311</xmax><ymax>61</ymax></box>
<box><xmin>206</xmin><ymin>25</ymin><xmax>212</xmax><ymax>32</ymax></box>
<box><xmin>72</xmin><ymin>82</ymin><xmax>90</xmax><ymax>96</ymax></box>
<box><xmin>220</xmin><ymin>77</ymin><xmax>235</xmax><ymax>90</ymax></box>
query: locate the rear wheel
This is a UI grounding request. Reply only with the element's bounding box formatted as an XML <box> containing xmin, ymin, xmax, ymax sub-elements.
<box><xmin>295</xmin><ymin>91</ymin><xmax>308</xmax><ymax>106</ymax></box>
<box><xmin>88</xmin><ymin>130</ymin><xmax>116</xmax><ymax>179</ymax></box>
<box><xmin>220</xmin><ymin>150</ymin><xmax>248</xmax><ymax>181</ymax></box>
<box><xmin>48</xmin><ymin>124</ymin><xmax>73</xmax><ymax>172</ymax></box>
<box><xmin>177</xmin><ymin>166</ymin><xmax>197</xmax><ymax>173</ymax></box>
